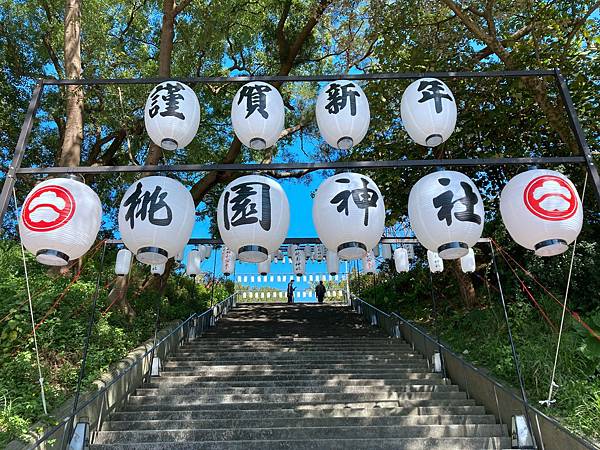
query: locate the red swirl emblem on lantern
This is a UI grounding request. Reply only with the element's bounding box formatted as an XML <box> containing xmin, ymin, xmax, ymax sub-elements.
<box><xmin>523</xmin><ymin>175</ymin><xmax>577</xmax><ymax>221</ymax></box>
<box><xmin>22</xmin><ymin>185</ymin><xmax>76</xmax><ymax>232</ymax></box>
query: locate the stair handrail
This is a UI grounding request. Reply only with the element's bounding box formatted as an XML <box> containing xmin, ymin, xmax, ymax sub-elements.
<box><xmin>349</xmin><ymin>294</ymin><xmax>598</xmax><ymax>450</ymax></box>
<box><xmin>27</xmin><ymin>292</ymin><xmax>238</xmax><ymax>449</ymax></box>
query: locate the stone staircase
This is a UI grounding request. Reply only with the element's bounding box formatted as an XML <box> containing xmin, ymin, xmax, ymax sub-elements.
<box><xmin>92</xmin><ymin>303</ymin><xmax>510</xmax><ymax>449</ymax></box>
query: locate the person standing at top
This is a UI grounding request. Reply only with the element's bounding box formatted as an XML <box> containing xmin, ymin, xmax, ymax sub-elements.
<box><xmin>315</xmin><ymin>280</ymin><xmax>326</xmax><ymax>304</ymax></box>
<box><xmin>287</xmin><ymin>279</ymin><xmax>296</xmax><ymax>304</ymax></box>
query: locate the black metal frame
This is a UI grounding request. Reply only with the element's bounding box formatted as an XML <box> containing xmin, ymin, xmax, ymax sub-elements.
<box><xmin>1</xmin><ymin>69</ymin><xmax>598</xmax><ymax>229</ymax></box>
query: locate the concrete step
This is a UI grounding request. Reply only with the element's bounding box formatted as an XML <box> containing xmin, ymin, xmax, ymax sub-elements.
<box><xmin>123</xmin><ymin>398</ymin><xmax>479</xmax><ymax>412</ymax></box>
<box><xmin>159</xmin><ymin>368</ymin><xmax>434</xmax><ymax>377</ymax></box>
<box><xmin>163</xmin><ymin>360</ymin><xmax>428</xmax><ymax>369</ymax></box>
<box><xmin>103</xmin><ymin>414</ymin><xmax>498</xmax><ymax>431</ymax></box>
<box><xmin>93</xmin><ymin>424</ymin><xmax>508</xmax><ymax>444</ymax></box>
<box><xmin>110</xmin><ymin>405</ymin><xmax>488</xmax><ymax>422</ymax></box>
<box><xmin>144</xmin><ymin>378</ymin><xmax>446</xmax><ymax>388</ymax></box>
<box><xmin>171</xmin><ymin>350</ymin><xmax>420</xmax><ymax>358</ymax></box>
<box><xmin>154</xmin><ymin>372</ymin><xmax>443</xmax><ymax>383</ymax></box>
<box><xmin>136</xmin><ymin>384</ymin><xmax>460</xmax><ymax>396</ymax></box>
<box><xmin>91</xmin><ymin>436</ymin><xmax>512</xmax><ymax>450</ymax></box>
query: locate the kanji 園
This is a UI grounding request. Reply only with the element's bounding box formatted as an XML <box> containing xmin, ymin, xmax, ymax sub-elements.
<box><xmin>330</xmin><ymin>177</ymin><xmax>379</xmax><ymax>226</ymax></box>
<box><xmin>123</xmin><ymin>182</ymin><xmax>173</xmax><ymax>229</ymax></box>
<box><xmin>417</xmin><ymin>80</ymin><xmax>453</xmax><ymax>114</ymax></box>
<box><xmin>148</xmin><ymin>82</ymin><xmax>186</xmax><ymax>120</ymax></box>
<box><xmin>223</xmin><ymin>182</ymin><xmax>272</xmax><ymax>231</ymax></box>
<box><xmin>325</xmin><ymin>82</ymin><xmax>361</xmax><ymax>116</ymax></box>
<box><xmin>432</xmin><ymin>178</ymin><xmax>482</xmax><ymax>226</ymax></box>
<box><xmin>238</xmin><ymin>84</ymin><xmax>272</xmax><ymax>119</ymax></box>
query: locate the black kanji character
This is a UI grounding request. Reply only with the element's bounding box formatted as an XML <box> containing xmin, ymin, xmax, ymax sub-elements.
<box><xmin>417</xmin><ymin>80</ymin><xmax>453</xmax><ymax>114</ymax></box>
<box><xmin>123</xmin><ymin>182</ymin><xmax>173</xmax><ymax>229</ymax></box>
<box><xmin>432</xmin><ymin>178</ymin><xmax>481</xmax><ymax>226</ymax></box>
<box><xmin>330</xmin><ymin>177</ymin><xmax>379</xmax><ymax>226</ymax></box>
<box><xmin>148</xmin><ymin>82</ymin><xmax>186</xmax><ymax>120</ymax></box>
<box><xmin>223</xmin><ymin>182</ymin><xmax>271</xmax><ymax>231</ymax></box>
<box><xmin>237</xmin><ymin>84</ymin><xmax>272</xmax><ymax>119</ymax></box>
<box><xmin>325</xmin><ymin>82</ymin><xmax>361</xmax><ymax>116</ymax></box>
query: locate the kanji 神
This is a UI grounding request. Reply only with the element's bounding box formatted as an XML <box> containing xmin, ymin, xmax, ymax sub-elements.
<box><xmin>330</xmin><ymin>177</ymin><xmax>379</xmax><ymax>226</ymax></box>
<box><xmin>417</xmin><ymin>80</ymin><xmax>453</xmax><ymax>114</ymax></box>
<box><xmin>148</xmin><ymin>82</ymin><xmax>186</xmax><ymax>120</ymax></box>
<box><xmin>123</xmin><ymin>182</ymin><xmax>173</xmax><ymax>229</ymax></box>
<box><xmin>325</xmin><ymin>82</ymin><xmax>361</xmax><ymax>116</ymax></box>
<box><xmin>238</xmin><ymin>84</ymin><xmax>272</xmax><ymax>119</ymax></box>
<box><xmin>223</xmin><ymin>182</ymin><xmax>272</xmax><ymax>231</ymax></box>
<box><xmin>432</xmin><ymin>178</ymin><xmax>481</xmax><ymax>226</ymax></box>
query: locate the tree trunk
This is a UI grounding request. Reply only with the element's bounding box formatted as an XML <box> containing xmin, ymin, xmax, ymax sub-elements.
<box><xmin>451</xmin><ymin>260</ymin><xmax>478</xmax><ymax>309</ymax></box>
<box><xmin>107</xmin><ymin>275</ymin><xmax>137</xmax><ymax>321</ymax></box>
<box><xmin>60</xmin><ymin>0</ymin><xmax>83</xmax><ymax>167</ymax></box>
<box><xmin>145</xmin><ymin>0</ymin><xmax>177</xmax><ymax>166</ymax></box>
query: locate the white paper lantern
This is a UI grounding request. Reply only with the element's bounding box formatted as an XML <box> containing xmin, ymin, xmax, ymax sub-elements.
<box><xmin>144</xmin><ymin>81</ymin><xmax>200</xmax><ymax>150</ymax></box>
<box><xmin>217</xmin><ymin>175</ymin><xmax>290</xmax><ymax>263</ymax></box>
<box><xmin>427</xmin><ymin>250</ymin><xmax>444</xmax><ymax>273</ymax></box>
<box><xmin>326</xmin><ymin>249</ymin><xmax>339</xmax><ymax>275</ymax></box>
<box><xmin>203</xmin><ymin>245</ymin><xmax>212</xmax><ymax>259</ymax></box>
<box><xmin>197</xmin><ymin>245</ymin><xmax>206</xmax><ymax>260</ymax></box>
<box><xmin>118</xmin><ymin>176</ymin><xmax>195</xmax><ymax>265</ymax></box>
<box><xmin>372</xmin><ymin>244</ymin><xmax>380</xmax><ymax>257</ymax></box>
<box><xmin>151</xmin><ymin>263</ymin><xmax>165</xmax><ymax>275</ymax></box>
<box><xmin>115</xmin><ymin>249</ymin><xmax>133</xmax><ymax>276</ymax></box>
<box><xmin>175</xmin><ymin>249</ymin><xmax>184</xmax><ymax>263</ymax></box>
<box><xmin>186</xmin><ymin>249</ymin><xmax>202</xmax><ymax>277</ymax></box>
<box><xmin>313</xmin><ymin>173</ymin><xmax>385</xmax><ymax>260</ymax></box>
<box><xmin>500</xmin><ymin>169</ymin><xmax>583</xmax><ymax>257</ymax></box>
<box><xmin>231</xmin><ymin>81</ymin><xmax>284</xmax><ymax>149</ymax></box>
<box><xmin>257</xmin><ymin>256</ymin><xmax>271</xmax><ymax>275</ymax></box>
<box><xmin>400</xmin><ymin>78</ymin><xmax>457</xmax><ymax>147</ymax></box>
<box><xmin>460</xmin><ymin>248</ymin><xmax>476</xmax><ymax>273</ymax></box>
<box><xmin>393</xmin><ymin>247</ymin><xmax>409</xmax><ymax>273</ymax></box>
<box><xmin>403</xmin><ymin>244</ymin><xmax>415</xmax><ymax>260</ymax></box>
<box><xmin>293</xmin><ymin>248</ymin><xmax>306</xmax><ymax>276</ymax></box>
<box><xmin>362</xmin><ymin>251</ymin><xmax>376</xmax><ymax>274</ymax></box>
<box><xmin>381</xmin><ymin>243</ymin><xmax>392</xmax><ymax>260</ymax></box>
<box><xmin>316</xmin><ymin>80</ymin><xmax>370</xmax><ymax>149</ymax></box>
<box><xmin>409</xmin><ymin>171</ymin><xmax>484</xmax><ymax>259</ymax></box>
<box><xmin>18</xmin><ymin>177</ymin><xmax>102</xmax><ymax>266</ymax></box>
<box><xmin>221</xmin><ymin>246</ymin><xmax>235</xmax><ymax>276</ymax></box>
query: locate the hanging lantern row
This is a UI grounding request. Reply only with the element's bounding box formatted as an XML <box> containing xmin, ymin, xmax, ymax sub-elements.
<box><xmin>18</xmin><ymin>169</ymin><xmax>582</xmax><ymax>270</ymax></box>
<box><xmin>240</xmin><ymin>289</ymin><xmax>345</xmax><ymax>300</ymax></box>
<box><xmin>144</xmin><ymin>78</ymin><xmax>456</xmax><ymax>151</ymax></box>
<box><xmin>236</xmin><ymin>274</ymin><xmax>345</xmax><ymax>283</ymax></box>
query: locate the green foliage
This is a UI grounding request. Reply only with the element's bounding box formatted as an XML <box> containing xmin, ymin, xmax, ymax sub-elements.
<box><xmin>0</xmin><ymin>242</ymin><xmax>232</xmax><ymax>446</ymax></box>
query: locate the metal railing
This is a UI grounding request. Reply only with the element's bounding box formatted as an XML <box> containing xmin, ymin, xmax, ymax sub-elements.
<box><xmin>349</xmin><ymin>294</ymin><xmax>598</xmax><ymax>450</ymax></box>
<box><xmin>27</xmin><ymin>292</ymin><xmax>238</xmax><ymax>449</ymax></box>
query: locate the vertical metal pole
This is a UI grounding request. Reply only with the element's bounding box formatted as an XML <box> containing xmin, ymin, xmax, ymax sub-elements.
<box><xmin>429</xmin><ymin>271</ymin><xmax>447</xmax><ymax>379</ymax></box>
<box><xmin>489</xmin><ymin>242</ymin><xmax>537</xmax><ymax>449</ymax></box>
<box><xmin>63</xmin><ymin>242</ymin><xmax>107</xmax><ymax>449</ymax></box>
<box><xmin>0</xmin><ymin>81</ymin><xmax>44</xmax><ymax>231</ymax></box>
<box><xmin>554</xmin><ymin>68</ymin><xmax>600</xmax><ymax>207</ymax></box>
<box><xmin>209</xmin><ymin>247</ymin><xmax>218</xmax><ymax>307</ymax></box>
<box><xmin>147</xmin><ymin>276</ymin><xmax>163</xmax><ymax>382</ymax></box>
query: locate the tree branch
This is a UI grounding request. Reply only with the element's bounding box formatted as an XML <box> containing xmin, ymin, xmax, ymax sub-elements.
<box><xmin>174</xmin><ymin>0</ymin><xmax>194</xmax><ymax>16</ymax></box>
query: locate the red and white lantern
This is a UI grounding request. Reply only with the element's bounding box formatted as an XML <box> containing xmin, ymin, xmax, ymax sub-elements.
<box><xmin>18</xmin><ymin>177</ymin><xmax>102</xmax><ymax>266</ymax></box>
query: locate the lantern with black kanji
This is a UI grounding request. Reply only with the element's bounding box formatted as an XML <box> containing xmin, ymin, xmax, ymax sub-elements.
<box><xmin>362</xmin><ymin>250</ymin><xmax>376</xmax><ymax>274</ymax></box>
<box><xmin>118</xmin><ymin>176</ymin><xmax>195</xmax><ymax>265</ymax></box>
<box><xmin>316</xmin><ymin>80</ymin><xmax>370</xmax><ymax>149</ymax></box>
<box><xmin>427</xmin><ymin>250</ymin><xmax>444</xmax><ymax>273</ymax></box>
<box><xmin>231</xmin><ymin>81</ymin><xmax>284</xmax><ymax>149</ymax></box>
<box><xmin>293</xmin><ymin>248</ymin><xmax>306</xmax><ymax>276</ymax></box>
<box><xmin>221</xmin><ymin>246</ymin><xmax>235</xmax><ymax>276</ymax></box>
<box><xmin>217</xmin><ymin>175</ymin><xmax>290</xmax><ymax>263</ymax></box>
<box><xmin>18</xmin><ymin>177</ymin><xmax>102</xmax><ymax>266</ymax></box>
<box><xmin>408</xmin><ymin>171</ymin><xmax>484</xmax><ymax>259</ymax></box>
<box><xmin>401</xmin><ymin>78</ymin><xmax>456</xmax><ymax>147</ymax></box>
<box><xmin>144</xmin><ymin>81</ymin><xmax>200</xmax><ymax>150</ymax></box>
<box><xmin>313</xmin><ymin>173</ymin><xmax>385</xmax><ymax>260</ymax></box>
<box><xmin>500</xmin><ymin>169</ymin><xmax>583</xmax><ymax>256</ymax></box>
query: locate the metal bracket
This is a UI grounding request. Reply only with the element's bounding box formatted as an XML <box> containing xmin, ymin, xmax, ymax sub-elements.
<box><xmin>512</xmin><ymin>415</ymin><xmax>535</xmax><ymax>449</ymax></box>
<box><xmin>68</xmin><ymin>421</ymin><xmax>89</xmax><ymax>450</ymax></box>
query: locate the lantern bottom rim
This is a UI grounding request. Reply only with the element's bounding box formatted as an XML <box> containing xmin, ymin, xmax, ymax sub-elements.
<box><xmin>137</xmin><ymin>246</ymin><xmax>168</xmax><ymax>265</ymax></box>
<box><xmin>337</xmin><ymin>136</ymin><xmax>354</xmax><ymax>150</ymax></box>
<box><xmin>338</xmin><ymin>241</ymin><xmax>367</xmax><ymax>260</ymax></box>
<box><xmin>438</xmin><ymin>241</ymin><xmax>469</xmax><ymax>259</ymax></box>
<box><xmin>36</xmin><ymin>249</ymin><xmax>70</xmax><ymax>266</ymax></box>
<box><xmin>534</xmin><ymin>239</ymin><xmax>568</xmax><ymax>257</ymax></box>
<box><xmin>238</xmin><ymin>245</ymin><xmax>268</xmax><ymax>263</ymax></box>
<box><xmin>426</xmin><ymin>133</ymin><xmax>444</xmax><ymax>147</ymax></box>
<box><xmin>249</xmin><ymin>138</ymin><xmax>267</xmax><ymax>150</ymax></box>
<box><xmin>160</xmin><ymin>138</ymin><xmax>178</xmax><ymax>151</ymax></box>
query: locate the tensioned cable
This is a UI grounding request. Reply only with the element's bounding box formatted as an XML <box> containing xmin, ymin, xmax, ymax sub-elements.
<box><xmin>543</xmin><ymin>171</ymin><xmax>588</xmax><ymax>407</ymax></box>
<box><xmin>12</xmin><ymin>187</ymin><xmax>48</xmax><ymax>415</ymax></box>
